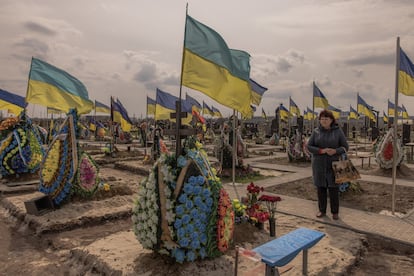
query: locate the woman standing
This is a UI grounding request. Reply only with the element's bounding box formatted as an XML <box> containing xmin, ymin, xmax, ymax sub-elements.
<box><xmin>307</xmin><ymin>110</ymin><xmax>348</xmax><ymax>220</ymax></box>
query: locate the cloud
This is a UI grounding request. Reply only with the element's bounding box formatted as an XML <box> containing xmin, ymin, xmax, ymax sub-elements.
<box><xmin>13</xmin><ymin>38</ymin><xmax>49</xmax><ymax>59</ymax></box>
<box><xmin>23</xmin><ymin>21</ymin><xmax>56</xmax><ymax>36</ymax></box>
<box><xmin>344</xmin><ymin>52</ymin><xmax>394</xmax><ymax>66</ymax></box>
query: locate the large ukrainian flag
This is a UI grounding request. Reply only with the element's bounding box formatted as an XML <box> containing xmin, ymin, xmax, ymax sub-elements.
<box><xmin>349</xmin><ymin>105</ymin><xmax>359</xmax><ymax>120</ymax></box>
<box><xmin>289</xmin><ymin>97</ymin><xmax>300</xmax><ymax>116</ymax></box>
<box><xmin>182</xmin><ymin>15</ymin><xmax>252</xmax><ymax>117</ymax></box>
<box><xmin>27</xmin><ymin>58</ymin><xmax>93</xmax><ymax>114</ymax></box>
<box><xmin>328</xmin><ymin>105</ymin><xmax>341</xmax><ymax>119</ymax></box>
<box><xmin>0</xmin><ymin>89</ymin><xmax>27</xmax><ymax>115</ymax></box>
<box><xmin>399</xmin><ymin>48</ymin><xmax>414</xmax><ymax>96</ymax></box>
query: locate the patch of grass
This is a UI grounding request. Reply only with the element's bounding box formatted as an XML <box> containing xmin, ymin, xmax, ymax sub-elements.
<box><xmin>220</xmin><ymin>174</ymin><xmax>270</xmax><ymax>184</ymax></box>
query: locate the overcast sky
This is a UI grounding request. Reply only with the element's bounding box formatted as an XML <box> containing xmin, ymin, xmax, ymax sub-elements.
<box><xmin>1</xmin><ymin>0</ymin><xmax>414</xmax><ymax>119</ymax></box>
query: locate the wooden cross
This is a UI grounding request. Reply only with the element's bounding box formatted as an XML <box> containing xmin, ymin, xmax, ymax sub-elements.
<box><xmin>162</xmin><ymin>101</ymin><xmax>197</xmax><ymax>156</ymax></box>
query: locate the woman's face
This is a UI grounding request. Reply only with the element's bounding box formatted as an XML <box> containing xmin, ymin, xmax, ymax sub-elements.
<box><xmin>319</xmin><ymin>116</ymin><xmax>332</xmax><ymax>129</ymax></box>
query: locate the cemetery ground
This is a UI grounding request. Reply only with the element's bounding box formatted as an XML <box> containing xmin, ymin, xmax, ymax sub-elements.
<box><xmin>0</xmin><ymin>142</ymin><xmax>414</xmax><ymax>275</ymax></box>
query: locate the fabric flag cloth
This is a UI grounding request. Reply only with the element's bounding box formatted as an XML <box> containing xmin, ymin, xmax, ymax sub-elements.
<box><xmin>146</xmin><ymin>96</ymin><xmax>156</xmax><ymax>116</ymax></box>
<box><xmin>95</xmin><ymin>100</ymin><xmax>111</xmax><ymax>114</ymax></box>
<box><xmin>383</xmin><ymin>111</ymin><xmax>389</xmax><ymax>123</ymax></box>
<box><xmin>89</xmin><ymin>120</ymin><xmax>97</xmax><ymax>132</ymax></box>
<box><xmin>249</xmin><ymin>78</ymin><xmax>268</xmax><ymax>106</ymax></box>
<box><xmin>313</xmin><ymin>82</ymin><xmax>329</xmax><ymax>109</ymax></box>
<box><xmin>111</xmin><ymin>98</ymin><xmax>132</xmax><ymax>132</ymax></box>
<box><xmin>276</xmin><ymin>105</ymin><xmax>289</xmax><ymax>121</ymax></box>
<box><xmin>0</xmin><ymin>89</ymin><xmax>27</xmax><ymax>115</ymax></box>
<box><xmin>305</xmin><ymin>107</ymin><xmax>318</xmax><ymax>120</ymax></box>
<box><xmin>328</xmin><ymin>105</ymin><xmax>341</xmax><ymax>119</ymax></box>
<box><xmin>262</xmin><ymin>108</ymin><xmax>267</xmax><ymax>120</ymax></box>
<box><xmin>402</xmin><ymin>104</ymin><xmax>409</xmax><ymax>119</ymax></box>
<box><xmin>349</xmin><ymin>105</ymin><xmax>359</xmax><ymax>120</ymax></box>
<box><xmin>155</xmin><ymin>88</ymin><xmax>178</xmax><ymax>121</ymax></box>
<box><xmin>289</xmin><ymin>97</ymin><xmax>301</xmax><ymax>116</ymax></box>
<box><xmin>185</xmin><ymin>93</ymin><xmax>202</xmax><ymax>113</ymax></box>
<box><xmin>27</xmin><ymin>57</ymin><xmax>93</xmax><ymax>114</ymax></box>
<box><xmin>211</xmin><ymin>106</ymin><xmax>222</xmax><ymax>118</ymax></box>
<box><xmin>357</xmin><ymin>95</ymin><xmax>376</xmax><ymax>121</ymax></box>
<box><xmin>182</xmin><ymin>15</ymin><xmax>252</xmax><ymax>117</ymax></box>
<box><xmin>399</xmin><ymin>47</ymin><xmax>414</xmax><ymax>96</ymax></box>
<box><xmin>387</xmin><ymin>99</ymin><xmax>402</xmax><ymax>117</ymax></box>
<box><xmin>47</xmin><ymin>107</ymin><xmax>63</xmax><ymax>115</ymax></box>
<box><xmin>202</xmin><ymin>101</ymin><xmax>214</xmax><ymax>116</ymax></box>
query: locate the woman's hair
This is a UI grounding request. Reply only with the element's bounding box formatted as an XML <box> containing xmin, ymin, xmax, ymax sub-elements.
<box><xmin>319</xmin><ymin>109</ymin><xmax>336</xmax><ymax>126</ymax></box>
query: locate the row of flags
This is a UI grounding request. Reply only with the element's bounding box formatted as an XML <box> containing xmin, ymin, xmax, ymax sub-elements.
<box><xmin>146</xmin><ymin>88</ymin><xmax>223</xmax><ymax>123</ymax></box>
<box><xmin>1</xmin><ymin>17</ymin><xmax>414</xmax><ymax>132</ymax></box>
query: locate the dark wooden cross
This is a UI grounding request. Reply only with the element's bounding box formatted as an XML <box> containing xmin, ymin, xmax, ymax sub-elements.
<box><xmin>162</xmin><ymin>101</ymin><xmax>197</xmax><ymax>157</ymax></box>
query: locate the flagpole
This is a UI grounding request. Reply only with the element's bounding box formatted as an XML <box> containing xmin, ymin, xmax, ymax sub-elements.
<box><xmin>391</xmin><ymin>37</ymin><xmax>400</xmax><ymax>215</ymax></box>
<box><xmin>312</xmin><ymin>81</ymin><xmax>315</xmax><ymax>130</ymax></box>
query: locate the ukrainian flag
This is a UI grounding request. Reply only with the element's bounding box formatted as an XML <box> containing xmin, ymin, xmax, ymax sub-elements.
<box><xmin>27</xmin><ymin>57</ymin><xmax>93</xmax><ymax>114</ymax></box>
<box><xmin>147</xmin><ymin>96</ymin><xmax>156</xmax><ymax>116</ymax></box>
<box><xmin>185</xmin><ymin>93</ymin><xmax>202</xmax><ymax>113</ymax></box>
<box><xmin>212</xmin><ymin>106</ymin><xmax>223</xmax><ymax>118</ymax></box>
<box><xmin>0</xmin><ymin>89</ymin><xmax>27</xmax><ymax>115</ymax></box>
<box><xmin>399</xmin><ymin>47</ymin><xmax>414</xmax><ymax>96</ymax></box>
<box><xmin>182</xmin><ymin>15</ymin><xmax>252</xmax><ymax>117</ymax></box>
<box><xmin>95</xmin><ymin>100</ymin><xmax>111</xmax><ymax>114</ymax></box>
<box><xmin>289</xmin><ymin>97</ymin><xmax>300</xmax><ymax>116</ymax></box>
<box><xmin>155</xmin><ymin>88</ymin><xmax>177</xmax><ymax>121</ymax></box>
<box><xmin>306</xmin><ymin>107</ymin><xmax>318</xmax><ymax>120</ymax></box>
<box><xmin>349</xmin><ymin>105</ymin><xmax>359</xmax><ymax>120</ymax></box>
<box><xmin>249</xmin><ymin>78</ymin><xmax>268</xmax><ymax>106</ymax></box>
<box><xmin>202</xmin><ymin>101</ymin><xmax>214</xmax><ymax>117</ymax></box>
<box><xmin>387</xmin><ymin>100</ymin><xmax>402</xmax><ymax>117</ymax></box>
<box><xmin>313</xmin><ymin>82</ymin><xmax>329</xmax><ymax>109</ymax></box>
<box><xmin>277</xmin><ymin>105</ymin><xmax>289</xmax><ymax>121</ymax></box>
<box><xmin>383</xmin><ymin>111</ymin><xmax>389</xmax><ymax>123</ymax></box>
<box><xmin>328</xmin><ymin>105</ymin><xmax>341</xmax><ymax>119</ymax></box>
<box><xmin>357</xmin><ymin>95</ymin><xmax>376</xmax><ymax>121</ymax></box>
<box><xmin>112</xmin><ymin>98</ymin><xmax>132</xmax><ymax>132</ymax></box>
<box><xmin>402</xmin><ymin>104</ymin><xmax>409</xmax><ymax>119</ymax></box>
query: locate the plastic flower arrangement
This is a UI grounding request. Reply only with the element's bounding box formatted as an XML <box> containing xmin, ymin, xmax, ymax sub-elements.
<box><xmin>132</xmin><ymin>136</ymin><xmax>234</xmax><ymax>263</ymax></box>
<box><xmin>244</xmin><ymin>182</ymin><xmax>269</xmax><ymax>224</ymax></box>
<box><xmin>232</xmin><ymin>199</ymin><xmax>248</xmax><ymax>224</ymax></box>
<box><xmin>259</xmin><ymin>194</ymin><xmax>282</xmax><ymax>220</ymax></box>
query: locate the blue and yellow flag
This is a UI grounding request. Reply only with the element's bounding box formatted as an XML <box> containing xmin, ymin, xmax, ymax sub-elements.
<box><xmin>0</xmin><ymin>89</ymin><xmax>27</xmax><ymax>115</ymax></box>
<box><xmin>147</xmin><ymin>96</ymin><xmax>156</xmax><ymax>116</ymax></box>
<box><xmin>289</xmin><ymin>97</ymin><xmax>300</xmax><ymax>116</ymax></box>
<box><xmin>212</xmin><ymin>106</ymin><xmax>222</xmax><ymax>118</ymax></box>
<box><xmin>399</xmin><ymin>47</ymin><xmax>414</xmax><ymax>96</ymax></box>
<box><xmin>328</xmin><ymin>105</ymin><xmax>341</xmax><ymax>119</ymax></box>
<box><xmin>357</xmin><ymin>95</ymin><xmax>375</xmax><ymax>121</ymax></box>
<box><xmin>27</xmin><ymin>57</ymin><xmax>93</xmax><ymax>114</ymax></box>
<box><xmin>185</xmin><ymin>93</ymin><xmax>202</xmax><ymax>113</ymax></box>
<box><xmin>111</xmin><ymin>98</ymin><xmax>132</xmax><ymax>132</ymax></box>
<box><xmin>182</xmin><ymin>15</ymin><xmax>252</xmax><ymax>117</ymax></box>
<box><xmin>47</xmin><ymin>106</ymin><xmax>64</xmax><ymax>115</ymax></box>
<box><xmin>249</xmin><ymin>78</ymin><xmax>268</xmax><ymax>106</ymax></box>
<box><xmin>402</xmin><ymin>104</ymin><xmax>409</xmax><ymax>119</ymax></box>
<box><xmin>387</xmin><ymin>99</ymin><xmax>402</xmax><ymax>117</ymax></box>
<box><xmin>155</xmin><ymin>88</ymin><xmax>177</xmax><ymax>121</ymax></box>
<box><xmin>349</xmin><ymin>105</ymin><xmax>359</xmax><ymax>120</ymax></box>
<box><xmin>276</xmin><ymin>105</ymin><xmax>289</xmax><ymax>121</ymax></box>
<box><xmin>383</xmin><ymin>111</ymin><xmax>389</xmax><ymax>123</ymax></box>
<box><xmin>95</xmin><ymin>100</ymin><xmax>111</xmax><ymax>114</ymax></box>
<box><xmin>305</xmin><ymin>107</ymin><xmax>318</xmax><ymax>120</ymax></box>
<box><xmin>202</xmin><ymin>101</ymin><xmax>214</xmax><ymax>116</ymax></box>
<box><xmin>313</xmin><ymin>82</ymin><xmax>329</xmax><ymax>109</ymax></box>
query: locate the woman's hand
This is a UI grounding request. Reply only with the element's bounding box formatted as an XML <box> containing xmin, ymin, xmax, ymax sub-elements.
<box><xmin>321</xmin><ymin>148</ymin><xmax>336</xmax><ymax>156</ymax></box>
